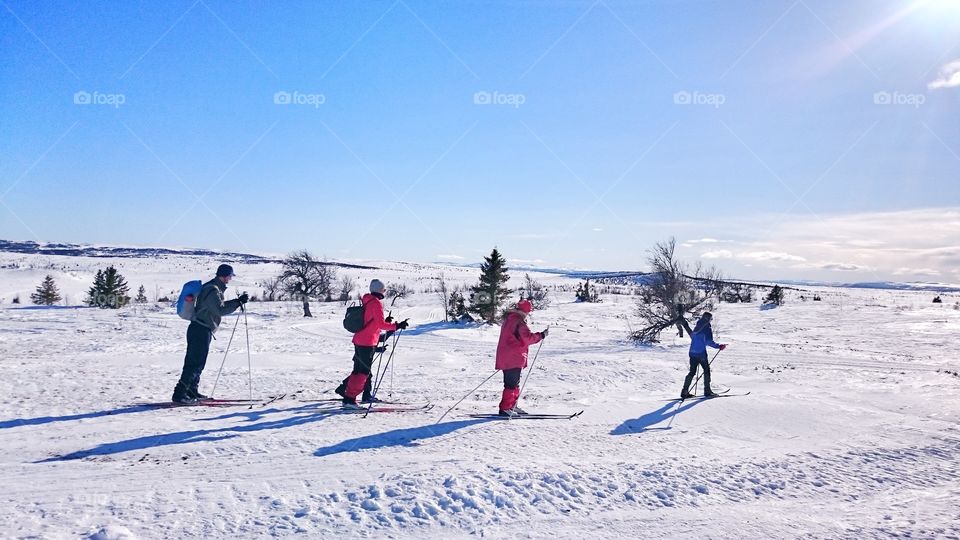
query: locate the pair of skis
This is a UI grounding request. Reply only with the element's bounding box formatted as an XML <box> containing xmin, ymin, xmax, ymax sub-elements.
<box><xmin>135</xmin><ymin>398</ymin><xmax>260</xmax><ymax>409</ymax></box>
<box><xmin>665</xmin><ymin>389</ymin><xmax>752</xmax><ymax>402</ymax></box>
<box><xmin>466</xmin><ymin>410</ymin><xmax>584</xmax><ymax>420</ymax></box>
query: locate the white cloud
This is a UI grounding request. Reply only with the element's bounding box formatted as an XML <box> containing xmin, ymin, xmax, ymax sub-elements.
<box><xmin>592</xmin><ymin>228</ymin><xmax>604</xmax><ymax>232</ymax></box>
<box><xmin>928</xmin><ymin>59</ymin><xmax>960</xmax><ymax>90</ymax></box>
<box><xmin>509</xmin><ymin>258</ymin><xmax>546</xmax><ymax>265</ymax></box>
<box><xmin>893</xmin><ymin>267</ymin><xmax>941</xmax><ymax>277</ymax></box>
<box><xmin>687</xmin><ymin>238</ymin><xmax>721</xmax><ymax>244</ymax></box>
<box><xmin>436</xmin><ymin>254</ymin><xmax>464</xmax><ymax>260</ymax></box>
<box><xmin>820</xmin><ymin>262</ymin><xmax>869</xmax><ymax>271</ymax></box>
<box><xmin>692</xmin><ymin>207</ymin><xmax>960</xmax><ymax>281</ymax></box>
<box><xmin>701</xmin><ymin>249</ymin><xmax>734</xmax><ymax>259</ymax></box>
<box><xmin>740</xmin><ymin>251</ymin><xmax>807</xmax><ymax>263</ymax></box>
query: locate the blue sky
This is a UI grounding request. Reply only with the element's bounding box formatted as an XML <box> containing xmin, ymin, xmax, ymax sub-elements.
<box><xmin>1</xmin><ymin>0</ymin><xmax>959</xmax><ymax>282</ymax></box>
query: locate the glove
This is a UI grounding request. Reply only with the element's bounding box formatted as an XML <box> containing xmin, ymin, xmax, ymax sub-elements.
<box><xmin>540</xmin><ymin>328</ymin><xmax>549</xmax><ymax>339</ymax></box>
<box><xmin>237</xmin><ymin>293</ymin><xmax>249</xmax><ymax>305</ymax></box>
<box><xmin>374</xmin><ymin>346</ymin><xmax>387</xmax><ymax>354</ymax></box>
<box><xmin>395</xmin><ymin>319</ymin><xmax>409</xmax><ymax>330</ymax></box>
<box><xmin>719</xmin><ymin>344</ymin><xmax>728</xmax><ymax>351</ymax></box>
<box><xmin>385</xmin><ymin>316</ymin><xmax>393</xmax><ymax>323</ymax></box>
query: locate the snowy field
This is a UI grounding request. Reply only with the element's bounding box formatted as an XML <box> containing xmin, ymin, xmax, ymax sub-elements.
<box><xmin>1</xmin><ymin>254</ymin><xmax>958</xmax><ymax>539</ymax></box>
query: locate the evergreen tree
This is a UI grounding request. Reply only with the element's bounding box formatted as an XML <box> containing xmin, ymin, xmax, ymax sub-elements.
<box><xmin>447</xmin><ymin>288</ymin><xmax>467</xmax><ymax>320</ymax></box>
<box><xmin>30</xmin><ymin>275</ymin><xmax>62</xmax><ymax>306</ymax></box>
<box><xmin>135</xmin><ymin>285</ymin><xmax>149</xmax><ymax>304</ymax></box>
<box><xmin>469</xmin><ymin>248</ymin><xmax>512</xmax><ymax>323</ymax></box>
<box><xmin>87</xmin><ymin>266</ymin><xmax>131</xmax><ymax>309</ymax></box>
<box><xmin>86</xmin><ymin>270</ymin><xmax>104</xmax><ymax>306</ymax></box>
<box><xmin>764</xmin><ymin>285</ymin><xmax>785</xmax><ymax>306</ymax></box>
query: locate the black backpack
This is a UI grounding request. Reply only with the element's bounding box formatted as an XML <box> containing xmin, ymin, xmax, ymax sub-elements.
<box><xmin>343</xmin><ymin>299</ymin><xmax>370</xmax><ymax>333</ymax></box>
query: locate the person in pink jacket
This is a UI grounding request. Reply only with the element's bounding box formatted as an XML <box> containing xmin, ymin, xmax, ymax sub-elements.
<box><xmin>340</xmin><ymin>279</ymin><xmax>408</xmax><ymax>407</ymax></box>
<box><xmin>495</xmin><ymin>299</ymin><xmax>548</xmax><ymax>416</ymax></box>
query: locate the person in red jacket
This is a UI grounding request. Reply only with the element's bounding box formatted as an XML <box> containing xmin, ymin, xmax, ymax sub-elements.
<box><xmin>340</xmin><ymin>279</ymin><xmax>408</xmax><ymax>407</ymax></box>
<box><xmin>495</xmin><ymin>299</ymin><xmax>548</xmax><ymax>417</ymax></box>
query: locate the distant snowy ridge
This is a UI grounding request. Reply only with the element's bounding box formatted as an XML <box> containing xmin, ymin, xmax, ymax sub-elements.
<box><xmin>776</xmin><ymin>279</ymin><xmax>960</xmax><ymax>293</ymax></box>
<box><xmin>0</xmin><ymin>240</ymin><xmax>376</xmax><ymax>270</ymax></box>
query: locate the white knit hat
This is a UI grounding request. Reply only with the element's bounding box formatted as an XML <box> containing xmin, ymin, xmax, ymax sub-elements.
<box><xmin>370</xmin><ymin>279</ymin><xmax>386</xmax><ymax>294</ymax></box>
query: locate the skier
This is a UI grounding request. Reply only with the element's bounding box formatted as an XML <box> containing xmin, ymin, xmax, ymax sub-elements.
<box><xmin>495</xmin><ymin>299</ymin><xmax>548</xmax><ymax>417</ymax></box>
<box><xmin>172</xmin><ymin>264</ymin><xmax>248</xmax><ymax>403</ymax></box>
<box><xmin>338</xmin><ymin>279</ymin><xmax>408</xmax><ymax>408</ymax></box>
<box><xmin>679</xmin><ymin>312</ymin><xmax>727</xmax><ymax>399</ymax></box>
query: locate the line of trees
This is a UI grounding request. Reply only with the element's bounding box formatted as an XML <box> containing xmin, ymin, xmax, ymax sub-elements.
<box><xmin>12</xmin><ymin>242</ymin><xmax>796</xmax><ymax>330</ymax></box>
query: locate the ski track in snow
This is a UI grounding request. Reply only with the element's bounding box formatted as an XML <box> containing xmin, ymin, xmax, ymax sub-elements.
<box><xmin>1</xmin><ymin>259</ymin><xmax>959</xmax><ymax>538</ymax></box>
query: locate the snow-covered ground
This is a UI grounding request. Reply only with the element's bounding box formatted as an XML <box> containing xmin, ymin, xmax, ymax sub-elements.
<box><xmin>1</xmin><ymin>253</ymin><xmax>958</xmax><ymax>539</ymax></box>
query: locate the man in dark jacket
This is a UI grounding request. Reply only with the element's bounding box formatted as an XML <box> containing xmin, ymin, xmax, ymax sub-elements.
<box><xmin>679</xmin><ymin>312</ymin><xmax>727</xmax><ymax>399</ymax></box>
<box><xmin>172</xmin><ymin>264</ymin><xmax>248</xmax><ymax>403</ymax></box>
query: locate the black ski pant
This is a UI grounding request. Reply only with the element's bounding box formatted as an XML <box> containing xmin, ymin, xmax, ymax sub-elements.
<box><xmin>173</xmin><ymin>322</ymin><xmax>213</xmax><ymax>400</ymax></box>
<box><xmin>681</xmin><ymin>352</ymin><xmax>712</xmax><ymax>395</ymax></box>
<box><xmin>337</xmin><ymin>345</ymin><xmax>376</xmax><ymax>400</ymax></box>
<box><xmin>503</xmin><ymin>368</ymin><xmax>522</xmax><ymax>390</ymax></box>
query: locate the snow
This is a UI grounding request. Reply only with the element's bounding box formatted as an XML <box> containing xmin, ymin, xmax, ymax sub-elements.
<box><xmin>1</xmin><ymin>252</ymin><xmax>959</xmax><ymax>538</ymax></box>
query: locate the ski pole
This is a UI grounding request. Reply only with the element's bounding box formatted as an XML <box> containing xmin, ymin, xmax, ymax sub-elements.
<box><xmin>209</xmin><ymin>310</ymin><xmax>242</xmax><ymax>399</ymax></box>
<box><xmin>370</xmin><ymin>296</ymin><xmax>401</xmax><ymax>391</ymax></box>
<box><xmin>368</xmin><ymin>332</ymin><xmax>395</xmax><ymax>399</ymax></box>
<box><xmin>436</xmin><ymin>370</ymin><xmax>500</xmax><ymax>424</ymax></box>
<box><xmin>369</xmin><ymin>329</ymin><xmax>394</xmax><ymax>393</ymax></box>
<box><xmin>364</xmin><ymin>328</ymin><xmax>404</xmax><ymax>417</ymax></box>
<box><xmin>517</xmin><ymin>326</ymin><xmax>549</xmax><ymax>403</ymax></box>
<box><xmin>243</xmin><ymin>303</ymin><xmax>253</xmax><ymax>406</ymax></box>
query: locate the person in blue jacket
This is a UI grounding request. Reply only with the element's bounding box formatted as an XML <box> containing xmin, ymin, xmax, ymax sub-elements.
<box><xmin>679</xmin><ymin>312</ymin><xmax>727</xmax><ymax>399</ymax></box>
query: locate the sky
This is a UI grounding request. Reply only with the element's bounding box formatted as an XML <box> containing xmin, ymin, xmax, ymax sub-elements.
<box><xmin>1</xmin><ymin>0</ymin><xmax>959</xmax><ymax>283</ymax></box>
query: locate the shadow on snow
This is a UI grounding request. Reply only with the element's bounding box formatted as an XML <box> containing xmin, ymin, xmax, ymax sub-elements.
<box><xmin>609</xmin><ymin>399</ymin><xmax>707</xmax><ymax>435</ymax></box>
<box><xmin>402</xmin><ymin>321</ymin><xmax>484</xmax><ymax>336</ymax></box>
<box><xmin>1</xmin><ymin>405</ymin><xmax>156</xmax><ymax>430</ymax></box>
<box><xmin>35</xmin><ymin>402</ymin><xmax>491</xmax><ymax>462</ymax></box>
<box><xmin>314</xmin><ymin>419</ymin><xmax>489</xmax><ymax>457</ymax></box>
<box><xmin>36</xmin><ymin>403</ymin><xmax>346</xmax><ymax>462</ymax></box>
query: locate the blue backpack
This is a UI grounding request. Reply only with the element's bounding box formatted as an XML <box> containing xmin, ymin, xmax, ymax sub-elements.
<box><xmin>176</xmin><ymin>280</ymin><xmax>203</xmax><ymax>321</ymax></box>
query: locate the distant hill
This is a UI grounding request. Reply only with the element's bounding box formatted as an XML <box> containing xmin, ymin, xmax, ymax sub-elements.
<box><xmin>0</xmin><ymin>240</ymin><xmax>377</xmax><ymax>270</ymax></box>
<box><xmin>776</xmin><ymin>279</ymin><xmax>960</xmax><ymax>293</ymax></box>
